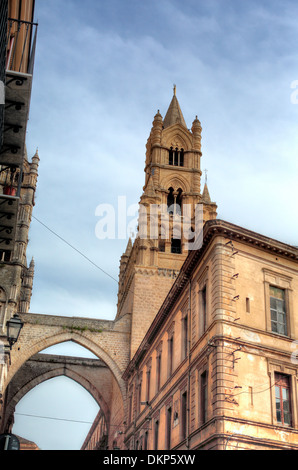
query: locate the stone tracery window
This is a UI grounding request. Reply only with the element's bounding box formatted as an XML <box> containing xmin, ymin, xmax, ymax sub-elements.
<box><xmin>169</xmin><ymin>147</ymin><xmax>184</xmax><ymax>167</ymax></box>
<box><xmin>167</xmin><ymin>187</ymin><xmax>183</xmax><ymax>216</ymax></box>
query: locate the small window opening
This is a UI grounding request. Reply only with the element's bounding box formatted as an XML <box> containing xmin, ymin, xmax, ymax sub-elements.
<box><xmin>176</xmin><ymin>188</ymin><xmax>183</xmax><ymax>216</ymax></box>
<box><xmin>169</xmin><ymin>147</ymin><xmax>184</xmax><ymax>167</ymax></box>
<box><xmin>167</xmin><ymin>187</ymin><xmax>175</xmax><ymax>214</ymax></box>
<box><xmin>169</xmin><ymin>147</ymin><xmax>174</xmax><ymax>165</ymax></box>
<box><xmin>180</xmin><ymin>148</ymin><xmax>184</xmax><ymax>166</ymax></box>
<box><xmin>171</xmin><ymin>238</ymin><xmax>181</xmax><ymax>254</ymax></box>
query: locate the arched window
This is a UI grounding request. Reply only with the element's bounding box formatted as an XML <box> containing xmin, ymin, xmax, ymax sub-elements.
<box><xmin>180</xmin><ymin>148</ymin><xmax>184</xmax><ymax>167</ymax></box>
<box><xmin>169</xmin><ymin>147</ymin><xmax>174</xmax><ymax>165</ymax></box>
<box><xmin>168</xmin><ymin>147</ymin><xmax>184</xmax><ymax>167</ymax></box>
<box><xmin>176</xmin><ymin>188</ymin><xmax>183</xmax><ymax>216</ymax></box>
<box><xmin>174</xmin><ymin>148</ymin><xmax>179</xmax><ymax>166</ymax></box>
<box><xmin>167</xmin><ymin>187</ymin><xmax>175</xmax><ymax>214</ymax></box>
<box><xmin>159</xmin><ymin>224</ymin><xmax>167</xmax><ymax>252</ymax></box>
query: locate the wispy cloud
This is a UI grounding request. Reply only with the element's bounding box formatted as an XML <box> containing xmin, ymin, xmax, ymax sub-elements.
<box><xmin>24</xmin><ymin>0</ymin><xmax>298</xmax><ymax>322</ymax></box>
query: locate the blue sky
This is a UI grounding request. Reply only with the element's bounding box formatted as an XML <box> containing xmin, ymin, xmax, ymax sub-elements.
<box><xmin>12</xmin><ymin>0</ymin><xmax>298</xmax><ymax>450</ymax></box>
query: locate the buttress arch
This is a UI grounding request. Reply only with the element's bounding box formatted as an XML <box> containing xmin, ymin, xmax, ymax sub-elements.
<box><xmin>4</xmin><ymin>328</ymin><xmax>128</xmax><ymax>408</ymax></box>
<box><xmin>2</xmin><ymin>363</ymin><xmax>111</xmax><ymax>434</ymax></box>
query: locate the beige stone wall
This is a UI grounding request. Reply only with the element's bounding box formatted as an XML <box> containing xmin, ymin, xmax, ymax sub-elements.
<box><xmin>124</xmin><ymin>227</ymin><xmax>298</xmax><ymax>450</ymax></box>
<box><xmin>130</xmin><ymin>268</ymin><xmax>177</xmax><ymax>359</ymax></box>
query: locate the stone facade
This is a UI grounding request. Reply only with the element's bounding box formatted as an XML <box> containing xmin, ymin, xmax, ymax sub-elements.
<box><xmin>123</xmin><ymin>220</ymin><xmax>298</xmax><ymax>450</ymax></box>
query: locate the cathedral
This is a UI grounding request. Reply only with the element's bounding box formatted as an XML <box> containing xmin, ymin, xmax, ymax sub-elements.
<box><xmin>0</xmin><ymin>0</ymin><xmax>298</xmax><ymax>451</ymax></box>
<box><xmin>82</xmin><ymin>89</ymin><xmax>298</xmax><ymax>450</ymax></box>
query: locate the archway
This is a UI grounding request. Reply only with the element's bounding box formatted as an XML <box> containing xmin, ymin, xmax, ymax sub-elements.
<box><xmin>12</xmin><ymin>376</ymin><xmax>100</xmax><ymax>450</ymax></box>
<box><xmin>4</xmin><ymin>320</ymin><xmax>129</xmax><ymax>406</ymax></box>
<box><xmin>3</xmin><ymin>351</ymin><xmax>112</xmax><ymax>433</ymax></box>
<box><xmin>1</xmin><ymin>313</ymin><xmax>131</xmax><ymax>450</ymax></box>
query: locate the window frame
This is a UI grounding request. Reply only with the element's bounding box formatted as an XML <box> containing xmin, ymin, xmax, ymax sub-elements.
<box><xmin>196</xmin><ymin>266</ymin><xmax>209</xmax><ymax>340</ymax></box>
<box><xmin>154</xmin><ymin>418</ymin><xmax>159</xmax><ymax>450</ymax></box>
<box><xmin>263</xmin><ymin>269</ymin><xmax>292</xmax><ymax>338</ymax></box>
<box><xmin>268</xmin><ymin>362</ymin><xmax>297</xmax><ymax>429</ymax></box>
<box><xmin>181</xmin><ymin>312</ymin><xmax>188</xmax><ymax>361</ymax></box>
<box><xmin>168</xmin><ymin>147</ymin><xmax>184</xmax><ymax>167</ymax></box>
<box><xmin>167</xmin><ymin>323</ymin><xmax>175</xmax><ymax>379</ymax></box>
<box><xmin>270</xmin><ymin>286</ymin><xmax>287</xmax><ymax>336</ymax></box>
<box><xmin>171</xmin><ymin>237</ymin><xmax>182</xmax><ymax>254</ymax></box>
<box><xmin>180</xmin><ymin>389</ymin><xmax>187</xmax><ymax>441</ymax></box>
<box><xmin>166</xmin><ymin>405</ymin><xmax>172</xmax><ymax>450</ymax></box>
<box><xmin>155</xmin><ymin>342</ymin><xmax>163</xmax><ymax>394</ymax></box>
<box><xmin>200</xmin><ymin>370</ymin><xmax>208</xmax><ymax>425</ymax></box>
<box><xmin>275</xmin><ymin>373</ymin><xmax>292</xmax><ymax>426</ymax></box>
<box><xmin>145</xmin><ymin>359</ymin><xmax>152</xmax><ymax>403</ymax></box>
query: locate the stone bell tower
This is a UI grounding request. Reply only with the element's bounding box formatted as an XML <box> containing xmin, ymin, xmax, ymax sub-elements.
<box><xmin>117</xmin><ymin>88</ymin><xmax>217</xmax><ymax>358</ymax></box>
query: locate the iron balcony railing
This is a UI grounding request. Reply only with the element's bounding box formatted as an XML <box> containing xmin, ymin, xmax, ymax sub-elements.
<box><xmin>6</xmin><ymin>17</ymin><xmax>38</xmax><ymax>75</ymax></box>
<box><xmin>0</xmin><ymin>0</ymin><xmax>8</xmax><ymax>150</ymax></box>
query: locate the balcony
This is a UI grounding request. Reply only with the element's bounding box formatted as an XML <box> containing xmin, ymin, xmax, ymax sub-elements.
<box><xmin>0</xmin><ymin>17</ymin><xmax>38</xmax><ymax>252</ymax></box>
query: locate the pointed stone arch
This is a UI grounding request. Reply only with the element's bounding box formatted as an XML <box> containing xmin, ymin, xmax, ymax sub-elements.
<box><xmin>2</xmin><ymin>360</ymin><xmax>111</xmax><ymax>433</ymax></box>
<box><xmin>161</xmin><ymin>174</ymin><xmax>190</xmax><ymax>194</ymax></box>
<box><xmin>162</xmin><ymin>125</ymin><xmax>192</xmax><ymax>151</ymax></box>
<box><xmin>4</xmin><ymin>314</ymin><xmax>130</xmax><ymax>412</ymax></box>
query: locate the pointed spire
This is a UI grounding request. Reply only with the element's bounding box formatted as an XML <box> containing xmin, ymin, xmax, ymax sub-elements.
<box><xmin>154</xmin><ymin>109</ymin><xmax>163</xmax><ymax>122</ymax></box>
<box><xmin>124</xmin><ymin>238</ymin><xmax>132</xmax><ymax>257</ymax></box>
<box><xmin>29</xmin><ymin>257</ymin><xmax>35</xmax><ymax>273</ymax></box>
<box><xmin>30</xmin><ymin>148</ymin><xmax>39</xmax><ymax>175</ymax></box>
<box><xmin>32</xmin><ymin>148</ymin><xmax>39</xmax><ymax>161</ymax></box>
<box><xmin>144</xmin><ymin>175</ymin><xmax>156</xmax><ymax>198</ymax></box>
<box><xmin>163</xmin><ymin>86</ymin><xmax>187</xmax><ymax>129</ymax></box>
<box><xmin>202</xmin><ymin>183</ymin><xmax>211</xmax><ymax>204</ymax></box>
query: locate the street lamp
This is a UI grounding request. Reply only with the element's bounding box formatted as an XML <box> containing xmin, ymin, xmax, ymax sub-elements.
<box><xmin>6</xmin><ymin>313</ymin><xmax>23</xmax><ymax>349</ymax></box>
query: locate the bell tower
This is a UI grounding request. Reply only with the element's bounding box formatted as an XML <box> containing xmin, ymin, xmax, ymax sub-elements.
<box><xmin>117</xmin><ymin>88</ymin><xmax>217</xmax><ymax>358</ymax></box>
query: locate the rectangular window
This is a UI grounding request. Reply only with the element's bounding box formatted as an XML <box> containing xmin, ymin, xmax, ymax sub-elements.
<box><xmin>144</xmin><ymin>431</ymin><xmax>148</xmax><ymax>450</ymax></box>
<box><xmin>246</xmin><ymin>297</ymin><xmax>250</xmax><ymax>314</ymax></box>
<box><xmin>270</xmin><ymin>286</ymin><xmax>287</xmax><ymax>336</ymax></box>
<box><xmin>182</xmin><ymin>315</ymin><xmax>188</xmax><ymax>360</ymax></box>
<box><xmin>137</xmin><ymin>380</ymin><xmax>142</xmax><ymax>414</ymax></box>
<box><xmin>168</xmin><ymin>335</ymin><xmax>173</xmax><ymax>378</ymax></box>
<box><xmin>158</xmin><ymin>240</ymin><xmax>165</xmax><ymax>252</ymax></box>
<box><xmin>166</xmin><ymin>407</ymin><xmax>172</xmax><ymax>450</ymax></box>
<box><xmin>156</xmin><ymin>353</ymin><xmax>161</xmax><ymax>393</ymax></box>
<box><xmin>181</xmin><ymin>391</ymin><xmax>187</xmax><ymax>440</ymax></box>
<box><xmin>275</xmin><ymin>373</ymin><xmax>291</xmax><ymax>426</ymax></box>
<box><xmin>146</xmin><ymin>368</ymin><xmax>151</xmax><ymax>403</ymax></box>
<box><xmin>128</xmin><ymin>392</ymin><xmax>133</xmax><ymax>424</ymax></box>
<box><xmin>202</xmin><ymin>286</ymin><xmax>207</xmax><ymax>331</ymax></box>
<box><xmin>154</xmin><ymin>420</ymin><xmax>159</xmax><ymax>450</ymax></box>
<box><xmin>171</xmin><ymin>238</ymin><xmax>181</xmax><ymax>254</ymax></box>
<box><xmin>201</xmin><ymin>371</ymin><xmax>208</xmax><ymax>424</ymax></box>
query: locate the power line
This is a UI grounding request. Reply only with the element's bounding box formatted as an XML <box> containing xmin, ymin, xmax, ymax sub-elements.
<box><xmin>15</xmin><ymin>412</ymin><xmax>94</xmax><ymax>425</ymax></box>
<box><xmin>231</xmin><ymin>379</ymin><xmax>280</xmax><ymax>399</ymax></box>
<box><xmin>15</xmin><ymin>412</ymin><xmax>124</xmax><ymax>428</ymax></box>
<box><xmin>32</xmin><ymin>215</ymin><xmax>119</xmax><ymax>284</ymax></box>
<box><xmin>31</xmin><ymin>214</ymin><xmax>148</xmax><ymax>304</ymax></box>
